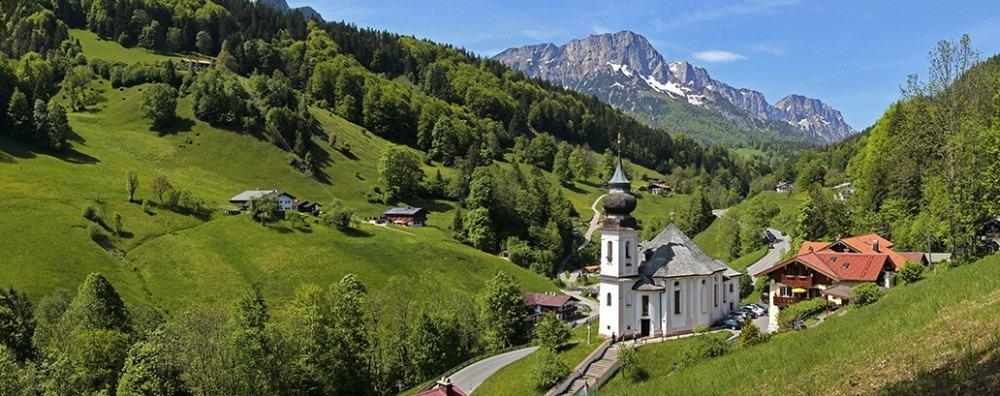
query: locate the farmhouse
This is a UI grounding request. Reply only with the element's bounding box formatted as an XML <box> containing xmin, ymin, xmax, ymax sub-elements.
<box><xmin>293</xmin><ymin>199</ymin><xmax>321</xmax><ymax>215</ymax></box>
<box><xmin>180</xmin><ymin>57</ymin><xmax>213</xmax><ymax>70</ymax></box>
<box><xmin>599</xmin><ymin>157</ymin><xmax>740</xmax><ymax>340</ymax></box>
<box><xmin>229</xmin><ymin>190</ymin><xmax>296</xmax><ymax>212</ymax></box>
<box><xmin>382</xmin><ymin>207</ymin><xmax>428</xmax><ymax>226</ymax></box>
<box><xmin>775</xmin><ymin>181</ymin><xmax>793</xmax><ymax>193</ymax></box>
<box><xmin>524</xmin><ymin>292</ymin><xmax>578</xmax><ymax>323</ymax></box>
<box><xmin>638</xmin><ymin>180</ymin><xmax>673</xmax><ymax>195</ymax></box>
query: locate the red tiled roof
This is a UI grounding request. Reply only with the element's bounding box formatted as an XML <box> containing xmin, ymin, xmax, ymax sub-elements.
<box><xmin>524</xmin><ymin>292</ymin><xmax>575</xmax><ymax>308</ymax></box>
<box><xmin>415</xmin><ymin>381</ymin><xmax>467</xmax><ymax>396</ymax></box>
<box><xmin>899</xmin><ymin>252</ymin><xmax>926</xmax><ymax>264</ymax></box>
<box><xmin>757</xmin><ymin>252</ymin><xmax>889</xmax><ymax>282</ymax></box>
<box><xmin>838</xmin><ymin>234</ymin><xmax>907</xmax><ymax>270</ymax></box>
<box><xmin>798</xmin><ymin>241</ymin><xmax>831</xmax><ymax>255</ymax></box>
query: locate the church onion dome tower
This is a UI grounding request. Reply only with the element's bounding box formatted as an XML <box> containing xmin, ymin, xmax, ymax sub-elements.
<box><xmin>602</xmin><ymin>156</ymin><xmax>638</xmax><ymax>229</ymax></box>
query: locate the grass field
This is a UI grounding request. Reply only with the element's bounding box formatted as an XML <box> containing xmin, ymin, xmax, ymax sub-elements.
<box><xmin>602</xmin><ymin>256</ymin><xmax>1000</xmax><ymax>395</ymax></box>
<box><xmin>70</xmin><ymin>29</ymin><xmax>208</xmax><ymax>65</ymax></box>
<box><xmin>599</xmin><ymin>332</ymin><xmax>731</xmax><ymax>393</ymax></box>
<box><xmin>475</xmin><ymin>321</ymin><xmax>602</xmax><ymax>396</ymax></box>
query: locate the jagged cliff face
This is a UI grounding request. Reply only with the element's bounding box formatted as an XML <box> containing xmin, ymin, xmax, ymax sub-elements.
<box><xmin>256</xmin><ymin>0</ymin><xmax>324</xmax><ymax>22</ymax></box>
<box><xmin>495</xmin><ymin>31</ymin><xmax>856</xmax><ymax>143</ymax></box>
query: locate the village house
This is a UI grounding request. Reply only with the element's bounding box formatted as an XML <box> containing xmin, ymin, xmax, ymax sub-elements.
<box><xmin>229</xmin><ymin>190</ymin><xmax>296</xmax><ymax>212</ymax></box>
<box><xmin>382</xmin><ymin>206</ymin><xmax>428</xmax><ymax>226</ymax></box>
<box><xmin>524</xmin><ymin>292</ymin><xmax>578</xmax><ymax>322</ymax></box>
<box><xmin>180</xmin><ymin>57</ymin><xmax>213</xmax><ymax>70</ymax></box>
<box><xmin>599</xmin><ymin>157</ymin><xmax>740</xmax><ymax>340</ymax></box>
<box><xmin>755</xmin><ymin>233</ymin><xmax>926</xmax><ymax>331</ymax></box>
<box><xmin>775</xmin><ymin>181</ymin><xmax>793</xmax><ymax>193</ymax></box>
<box><xmin>638</xmin><ymin>179</ymin><xmax>673</xmax><ymax>195</ymax></box>
<box><xmin>292</xmin><ymin>199</ymin><xmax>321</xmax><ymax>215</ymax></box>
<box><xmin>415</xmin><ymin>378</ymin><xmax>467</xmax><ymax>396</ymax></box>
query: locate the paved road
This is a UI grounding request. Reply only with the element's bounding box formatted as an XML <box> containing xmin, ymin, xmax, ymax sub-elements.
<box><xmin>449</xmin><ymin>346</ymin><xmax>540</xmax><ymax>394</ymax></box>
<box><xmin>746</xmin><ymin>227</ymin><xmax>791</xmax><ymax>280</ymax></box>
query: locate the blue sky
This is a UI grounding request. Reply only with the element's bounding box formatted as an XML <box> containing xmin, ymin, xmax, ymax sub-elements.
<box><xmin>288</xmin><ymin>0</ymin><xmax>1000</xmax><ymax>129</ymax></box>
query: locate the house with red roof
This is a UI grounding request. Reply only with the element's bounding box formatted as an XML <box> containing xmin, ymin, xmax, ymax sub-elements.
<box><xmin>415</xmin><ymin>378</ymin><xmax>467</xmax><ymax>396</ymax></box>
<box><xmin>524</xmin><ymin>292</ymin><xmax>578</xmax><ymax>323</ymax></box>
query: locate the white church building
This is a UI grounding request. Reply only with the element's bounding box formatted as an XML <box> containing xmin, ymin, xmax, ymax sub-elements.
<box><xmin>598</xmin><ymin>158</ymin><xmax>741</xmax><ymax>339</ymax></box>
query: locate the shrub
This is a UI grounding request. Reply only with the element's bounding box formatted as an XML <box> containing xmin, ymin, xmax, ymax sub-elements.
<box><xmin>851</xmin><ymin>283</ymin><xmax>882</xmax><ymax>307</ymax></box>
<box><xmin>286</xmin><ymin>212</ymin><xmax>309</xmax><ymax>230</ymax></box>
<box><xmin>83</xmin><ymin>205</ymin><xmax>99</xmax><ymax>222</ymax></box>
<box><xmin>322</xmin><ymin>200</ymin><xmax>357</xmax><ymax>230</ymax></box>
<box><xmin>680</xmin><ymin>335</ymin><xmax>729</xmax><ymax>367</ymax></box>
<box><xmin>778</xmin><ymin>298</ymin><xmax>827</xmax><ymax>330</ymax></box>
<box><xmin>87</xmin><ymin>223</ymin><xmax>104</xmax><ymax>243</ymax></box>
<box><xmin>898</xmin><ymin>261</ymin><xmax>925</xmax><ymax>285</ymax></box>
<box><xmin>739</xmin><ymin>319</ymin><xmax>766</xmax><ymax>346</ymax></box>
<box><xmin>141</xmin><ymin>200</ymin><xmax>151</xmax><ymax>214</ymax></box>
<box><xmin>534</xmin><ymin>313</ymin><xmax>570</xmax><ymax>350</ymax></box>
<box><xmin>529</xmin><ymin>349</ymin><xmax>568</xmax><ymax>390</ymax></box>
<box><xmin>618</xmin><ymin>346</ymin><xmax>647</xmax><ymax>382</ymax></box>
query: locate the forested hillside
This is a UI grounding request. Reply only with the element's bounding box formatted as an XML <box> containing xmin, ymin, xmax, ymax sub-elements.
<box><xmin>780</xmin><ymin>35</ymin><xmax>1000</xmax><ymax>262</ymax></box>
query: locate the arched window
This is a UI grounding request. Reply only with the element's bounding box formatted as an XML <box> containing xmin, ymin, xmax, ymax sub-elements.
<box><xmin>606</xmin><ymin>293</ymin><xmax>612</xmax><ymax>306</ymax></box>
<box><xmin>606</xmin><ymin>241</ymin><xmax>613</xmax><ymax>263</ymax></box>
<box><xmin>625</xmin><ymin>241</ymin><xmax>631</xmax><ymax>258</ymax></box>
<box><xmin>714</xmin><ymin>284</ymin><xmax>718</xmax><ymax>307</ymax></box>
<box><xmin>673</xmin><ymin>282</ymin><xmax>681</xmax><ymax>315</ymax></box>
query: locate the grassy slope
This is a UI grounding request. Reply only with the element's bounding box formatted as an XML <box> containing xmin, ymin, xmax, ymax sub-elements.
<box><xmin>600</xmin><ymin>332</ymin><xmax>731</xmax><ymax>393</ymax></box>
<box><xmin>604</xmin><ymin>256</ymin><xmax>1000</xmax><ymax>395</ymax></box>
<box><xmin>475</xmin><ymin>321</ymin><xmax>601</xmax><ymax>396</ymax></box>
<box><xmin>694</xmin><ymin>191</ymin><xmax>805</xmax><ymax>263</ymax></box>
<box><xmin>69</xmin><ymin>29</ymin><xmax>207</xmax><ymax>65</ymax></box>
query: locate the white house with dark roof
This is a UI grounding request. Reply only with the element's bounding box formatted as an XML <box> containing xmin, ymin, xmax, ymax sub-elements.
<box><xmin>598</xmin><ymin>157</ymin><xmax>740</xmax><ymax>339</ymax></box>
<box><xmin>229</xmin><ymin>190</ymin><xmax>296</xmax><ymax>212</ymax></box>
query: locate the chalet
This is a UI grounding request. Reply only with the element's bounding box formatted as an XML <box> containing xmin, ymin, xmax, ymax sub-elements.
<box><xmin>382</xmin><ymin>206</ymin><xmax>428</xmax><ymax>226</ymax></box>
<box><xmin>638</xmin><ymin>180</ymin><xmax>673</xmax><ymax>195</ymax></box>
<box><xmin>415</xmin><ymin>378</ymin><xmax>467</xmax><ymax>396</ymax></box>
<box><xmin>180</xmin><ymin>57</ymin><xmax>213</xmax><ymax>70</ymax></box>
<box><xmin>832</xmin><ymin>182</ymin><xmax>855</xmax><ymax>201</ymax></box>
<box><xmin>293</xmin><ymin>199</ymin><xmax>321</xmax><ymax>215</ymax></box>
<box><xmin>775</xmin><ymin>181</ymin><xmax>793</xmax><ymax>193</ymax></box>
<box><xmin>796</xmin><ymin>234</ymin><xmax>910</xmax><ymax>271</ymax></box>
<box><xmin>229</xmin><ymin>190</ymin><xmax>296</xmax><ymax>212</ymax></box>
<box><xmin>524</xmin><ymin>292</ymin><xmax>578</xmax><ymax>322</ymax></box>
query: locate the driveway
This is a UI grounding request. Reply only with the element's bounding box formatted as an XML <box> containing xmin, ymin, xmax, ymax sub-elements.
<box><xmin>449</xmin><ymin>346</ymin><xmax>539</xmax><ymax>394</ymax></box>
<box><xmin>746</xmin><ymin>228</ymin><xmax>791</xmax><ymax>280</ymax></box>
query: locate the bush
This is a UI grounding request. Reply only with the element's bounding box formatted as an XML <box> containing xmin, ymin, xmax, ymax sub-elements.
<box><xmin>141</xmin><ymin>83</ymin><xmax>177</xmax><ymax>130</ymax></box>
<box><xmin>851</xmin><ymin>283</ymin><xmax>882</xmax><ymax>307</ymax></box>
<box><xmin>529</xmin><ymin>349</ymin><xmax>568</xmax><ymax>390</ymax></box>
<box><xmin>680</xmin><ymin>335</ymin><xmax>729</xmax><ymax>367</ymax></box>
<box><xmin>87</xmin><ymin>223</ymin><xmax>104</xmax><ymax>243</ymax></box>
<box><xmin>83</xmin><ymin>205</ymin><xmax>99</xmax><ymax>221</ymax></box>
<box><xmin>322</xmin><ymin>200</ymin><xmax>357</xmax><ymax>230</ymax></box>
<box><xmin>739</xmin><ymin>273</ymin><xmax>753</xmax><ymax>299</ymax></box>
<box><xmin>739</xmin><ymin>319</ymin><xmax>766</xmax><ymax>347</ymax></box>
<box><xmin>534</xmin><ymin>313</ymin><xmax>570</xmax><ymax>350</ymax></box>
<box><xmin>778</xmin><ymin>298</ymin><xmax>827</xmax><ymax>330</ymax></box>
<box><xmin>618</xmin><ymin>346</ymin><xmax>647</xmax><ymax>382</ymax></box>
<box><xmin>898</xmin><ymin>261</ymin><xmax>925</xmax><ymax>284</ymax></box>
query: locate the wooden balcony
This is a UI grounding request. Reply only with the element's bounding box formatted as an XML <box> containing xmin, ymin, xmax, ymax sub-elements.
<box><xmin>781</xmin><ymin>274</ymin><xmax>814</xmax><ymax>288</ymax></box>
<box><xmin>772</xmin><ymin>296</ymin><xmax>803</xmax><ymax>306</ymax></box>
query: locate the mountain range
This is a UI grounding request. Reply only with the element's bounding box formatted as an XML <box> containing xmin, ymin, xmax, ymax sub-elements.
<box><xmin>494</xmin><ymin>31</ymin><xmax>856</xmax><ymax>144</ymax></box>
<box><xmin>257</xmin><ymin>0</ymin><xmax>324</xmax><ymax>22</ymax></box>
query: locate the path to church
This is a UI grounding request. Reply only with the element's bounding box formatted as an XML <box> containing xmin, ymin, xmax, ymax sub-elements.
<box><xmin>556</xmin><ymin>194</ymin><xmax>606</xmax><ymax>275</ymax></box>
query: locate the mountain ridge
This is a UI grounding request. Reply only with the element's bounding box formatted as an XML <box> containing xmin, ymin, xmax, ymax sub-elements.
<box><xmin>495</xmin><ymin>31</ymin><xmax>856</xmax><ymax>143</ymax></box>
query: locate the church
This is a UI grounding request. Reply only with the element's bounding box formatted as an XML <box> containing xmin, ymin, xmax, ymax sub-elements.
<box><xmin>598</xmin><ymin>157</ymin><xmax>741</xmax><ymax>339</ymax></box>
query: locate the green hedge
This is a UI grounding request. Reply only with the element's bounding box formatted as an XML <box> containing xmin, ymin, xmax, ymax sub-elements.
<box><xmin>777</xmin><ymin>298</ymin><xmax>827</xmax><ymax>329</ymax></box>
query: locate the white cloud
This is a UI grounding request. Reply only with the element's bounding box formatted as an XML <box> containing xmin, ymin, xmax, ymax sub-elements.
<box><xmin>654</xmin><ymin>0</ymin><xmax>800</xmax><ymax>30</ymax></box>
<box><xmin>750</xmin><ymin>44</ymin><xmax>788</xmax><ymax>56</ymax></box>
<box><xmin>692</xmin><ymin>50</ymin><xmax>747</xmax><ymax>63</ymax></box>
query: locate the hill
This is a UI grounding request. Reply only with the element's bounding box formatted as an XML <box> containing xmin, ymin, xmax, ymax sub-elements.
<box><xmin>602</xmin><ymin>255</ymin><xmax>1000</xmax><ymax>395</ymax></box>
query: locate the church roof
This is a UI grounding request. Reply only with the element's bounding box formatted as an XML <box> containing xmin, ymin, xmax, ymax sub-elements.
<box><xmin>608</xmin><ymin>157</ymin><xmax>630</xmax><ymax>186</ymax></box>
<box><xmin>639</xmin><ymin>224</ymin><xmax>733</xmax><ymax>278</ymax></box>
<box><xmin>632</xmin><ymin>275</ymin><xmax>665</xmax><ymax>291</ymax></box>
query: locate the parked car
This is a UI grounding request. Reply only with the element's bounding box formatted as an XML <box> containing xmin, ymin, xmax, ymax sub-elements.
<box><xmin>743</xmin><ymin>304</ymin><xmax>766</xmax><ymax>317</ymax></box>
<box><xmin>739</xmin><ymin>306</ymin><xmax>759</xmax><ymax>318</ymax></box>
<box><xmin>729</xmin><ymin>311</ymin><xmax>751</xmax><ymax>322</ymax></box>
<box><xmin>722</xmin><ymin>318</ymin><xmax>743</xmax><ymax>330</ymax></box>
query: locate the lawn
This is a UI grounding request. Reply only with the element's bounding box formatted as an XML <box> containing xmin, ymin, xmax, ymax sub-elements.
<box><xmin>475</xmin><ymin>321</ymin><xmax>602</xmax><ymax>396</ymax></box>
<box><xmin>601</xmin><ymin>256</ymin><xmax>1000</xmax><ymax>395</ymax></box>
<box><xmin>70</xmin><ymin>29</ymin><xmax>208</xmax><ymax>65</ymax></box>
<box><xmin>599</xmin><ymin>332</ymin><xmax>732</xmax><ymax>393</ymax></box>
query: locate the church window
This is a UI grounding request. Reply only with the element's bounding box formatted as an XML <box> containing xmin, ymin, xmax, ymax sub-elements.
<box><xmin>606</xmin><ymin>241</ymin><xmax>613</xmax><ymax>263</ymax></box>
<box><xmin>625</xmin><ymin>241</ymin><xmax>631</xmax><ymax>258</ymax></box>
<box><xmin>714</xmin><ymin>284</ymin><xmax>718</xmax><ymax>307</ymax></box>
<box><xmin>606</xmin><ymin>293</ymin><xmax>612</xmax><ymax>306</ymax></box>
<box><xmin>673</xmin><ymin>283</ymin><xmax>681</xmax><ymax>315</ymax></box>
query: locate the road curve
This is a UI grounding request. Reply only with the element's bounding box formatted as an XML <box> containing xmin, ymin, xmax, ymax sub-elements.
<box><xmin>449</xmin><ymin>346</ymin><xmax>540</xmax><ymax>394</ymax></box>
<box><xmin>746</xmin><ymin>227</ymin><xmax>791</xmax><ymax>280</ymax></box>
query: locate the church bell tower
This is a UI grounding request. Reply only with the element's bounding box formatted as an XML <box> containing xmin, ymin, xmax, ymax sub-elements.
<box><xmin>598</xmin><ymin>138</ymin><xmax>639</xmax><ymax>338</ymax></box>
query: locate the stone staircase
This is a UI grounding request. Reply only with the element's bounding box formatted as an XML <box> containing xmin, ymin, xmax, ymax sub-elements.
<box><xmin>561</xmin><ymin>345</ymin><xmax>619</xmax><ymax>395</ymax></box>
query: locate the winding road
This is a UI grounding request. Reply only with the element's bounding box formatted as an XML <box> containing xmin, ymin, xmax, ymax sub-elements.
<box><xmin>448</xmin><ymin>346</ymin><xmax>540</xmax><ymax>394</ymax></box>
<box><xmin>556</xmin><ymin>194</ymin><xmax>605</xmax><ymax>275</ymax></box>
<box><xmin>746</xmin><ymin>227</ymin><xmax>791</xmax><ymax>280</ymax></box>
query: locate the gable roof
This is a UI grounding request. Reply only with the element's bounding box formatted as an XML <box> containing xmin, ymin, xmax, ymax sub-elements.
<box><xmin>524</xmin><ymin>292</ymin><xmax>575</xmax><ymax>308</ymax></box>
<box><xmin>639</xmin><ymin>224</ymin><xmax>733</xmax><ymax>278</ymax></box>
<box><xmin>796</xmin><ymin>234</ymin><xmax>907</xmax><ymax>271</ymax></box>
<box><xmin>899</xmin><ymin>252</ymin><xmax>926</xmax><ymax>264</ymax></box>
<box><xmin>415</xmin><ymin>380</ymin><xmax>467</xmax><ymax>396</ymax></box>
<box><xmin>758</xmin><ymin>252</ymin><xmax>889</xmax><ymax>282</ymax></box>
<box><xmin>229</xmin><ymin>190</ymin><xmax>294</xmax><ymax>202</ymax></box>
<box><xmin>383</xmin><ymin>207</ymin><xmax>426</xmax><ymax>216</ymax></box>
<box><xmin>798</xmin><ymin>241</ymin><xmax>830</xmax><ymax>255</ymax></box>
